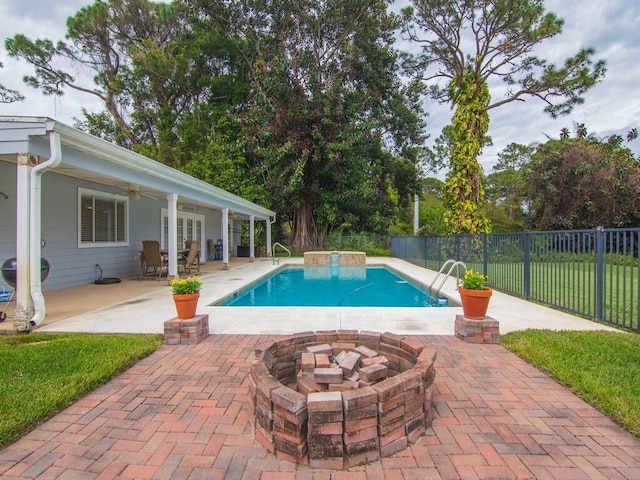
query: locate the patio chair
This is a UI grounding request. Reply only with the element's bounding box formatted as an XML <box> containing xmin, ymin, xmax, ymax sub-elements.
<box><xmin>178</xmin><ymin>240</ymin><xmax>200</xmax><ymax>275</ymax></box>
<box><xmin>140</xmin><ymin>240</ymin><xmax>168</xmax><ymax>281</ymax></box>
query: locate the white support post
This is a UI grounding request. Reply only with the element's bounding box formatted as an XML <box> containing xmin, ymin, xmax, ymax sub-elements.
<box><xmin>266</xmin><ymin>217</ymin><xmax>273</xmax><ymax>257</ymax></box>
<box><xmin>15</xmin><ymin>154</ymin><xmax>33</xmax><ymax>327</ymax></box>
<box><xmin>167</xmin><ymin>193</ymin><xmax>178</xmax><ymax>280</ymax></box>
<box><xmin>249</xmin><ymin>215</ymin><xmax>255</xmax><ymax>262</ymax></box>
<box><xmin>222</xmin><ymin>208</ymin><xmax>229</xmax><ymax>270</ymax></box>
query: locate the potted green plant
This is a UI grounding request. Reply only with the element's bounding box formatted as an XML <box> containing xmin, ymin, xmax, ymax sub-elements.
<box><xmin>170</xmin><ymin>276</ymin><xmax>202</xmax><ymax>319</ymax></box>
<box><xmin>458</xmin><ymin>269</ymin><xmax>492</xmax><ymax>319</ymax></box>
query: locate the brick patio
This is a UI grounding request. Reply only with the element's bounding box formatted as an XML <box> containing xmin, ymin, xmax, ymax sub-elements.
<box><xmin>1</xmin><ymin>334</ymin><xmax>639</xmax><ymax>479</ymax></box>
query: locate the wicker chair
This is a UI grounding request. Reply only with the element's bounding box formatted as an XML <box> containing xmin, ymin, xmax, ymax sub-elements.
<box><xmin>139</xmin><ymin>241</ymin><xmax>168</xmax><ymax>281</ymax></box>
<box><xmin>178</xmin><ymin>240</ymin><xmax>200</xmax><ymax>274</ymax></box>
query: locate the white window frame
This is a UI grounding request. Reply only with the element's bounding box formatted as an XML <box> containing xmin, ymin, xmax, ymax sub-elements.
<box><xmin>78</xmin><ymin>187</ymin><xmax>129</xmax><ymax>248</ymax></box>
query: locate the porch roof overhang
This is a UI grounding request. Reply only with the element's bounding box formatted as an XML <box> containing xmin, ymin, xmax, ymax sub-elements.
<box><xmin>0</xmin><ymin>116</ymin><xmax>275</xmax><ymax>221</ymax></box>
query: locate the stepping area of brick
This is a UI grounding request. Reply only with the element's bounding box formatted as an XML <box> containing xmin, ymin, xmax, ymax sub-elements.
<box><xmin>1</xmin><ymin>334</ymin><xmax>639</xmax><ymax>479</ymax></box>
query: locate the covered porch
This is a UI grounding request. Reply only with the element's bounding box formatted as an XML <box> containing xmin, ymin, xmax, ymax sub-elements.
<box><xmin>0</xmin><ymin>256</ymin><xmax>258</xmax><ymax>333</ymax></box>
<box><xmin>0</xmin><ymin>116</ymin><xmax>275</xmax><ymax>332</ymax></box>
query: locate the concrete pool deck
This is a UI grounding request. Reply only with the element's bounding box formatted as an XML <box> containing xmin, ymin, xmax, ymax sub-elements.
<box><xmin>34</xmin><ymin>257</ymin><xmax>617</xmax><ymax>335</ymax></box>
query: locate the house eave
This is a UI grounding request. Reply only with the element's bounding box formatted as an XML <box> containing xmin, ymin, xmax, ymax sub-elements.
<box><xmin>47</xmin><ymin>119</ymin><xmax>275</xmax><ymax>219</ymax></box>
<box><xmin>0</xmin><ymin>116</ymin><xmax>275</xmax><ymax>220</ymax></box>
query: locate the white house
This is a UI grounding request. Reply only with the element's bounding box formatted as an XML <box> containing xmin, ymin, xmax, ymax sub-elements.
<box><xmin>0</xmin><ymin>116</ymin><xmax>275</xmax><ymax>331</ymax></box>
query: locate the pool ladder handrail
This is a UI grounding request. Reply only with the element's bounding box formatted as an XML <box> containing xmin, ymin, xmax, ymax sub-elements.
<box><xmin>272</xmin><ymin>242</ymin><xmax>291</xmax><ymax>265</ymax></box>
<box><xmin>429</xmin><ymin>260</ymin><xmax>467</xmax><ymax>297</ymax></box>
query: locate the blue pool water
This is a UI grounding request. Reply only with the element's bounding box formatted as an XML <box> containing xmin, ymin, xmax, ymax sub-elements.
<box><xmin>219</xmin><ymin>266</ymin><xmax>450</xmax><ymax>307</ymax></box>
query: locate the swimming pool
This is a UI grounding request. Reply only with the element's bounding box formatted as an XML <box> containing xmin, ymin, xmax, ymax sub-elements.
<box><xmin>218</xmin><ymin>266</ymin><xmax>450</xmax><ymax>307</ymax></box>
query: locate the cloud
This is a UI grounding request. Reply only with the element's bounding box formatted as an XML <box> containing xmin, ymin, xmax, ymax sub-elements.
<box><xmin>0</xmin><ymin>0</ymin><xmax>101</xmax><ymax>123</ymax></box>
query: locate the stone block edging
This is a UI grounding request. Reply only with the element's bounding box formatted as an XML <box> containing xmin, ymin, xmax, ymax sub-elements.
<box><xmin>247</xmin><ymin>330</ymin><xmax>437</xmax><ymax>469</ymax></box>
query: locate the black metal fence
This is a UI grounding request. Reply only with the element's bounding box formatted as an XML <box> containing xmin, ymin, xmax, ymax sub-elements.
<box><xmin>392</xmin><ymin>227</ymin><xmax>640</xmax><ymax>332</ymax></box>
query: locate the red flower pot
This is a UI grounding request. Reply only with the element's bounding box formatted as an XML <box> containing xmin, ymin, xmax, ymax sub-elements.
<box><xmin>458</xmin><ymin>287</ymin><xmax>492</xmax><ymax>319</ymax></box>
<box><xmin>173</xmin><ymin>293</ymin><xmax>200</xmax><ymax>319</ymax></box>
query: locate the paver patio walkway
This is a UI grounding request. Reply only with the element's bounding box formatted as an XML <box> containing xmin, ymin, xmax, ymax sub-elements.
<box><xmin>1</xmin><ymin>334</ymin><xmax>639</xmax><ymax>479</ymax></box>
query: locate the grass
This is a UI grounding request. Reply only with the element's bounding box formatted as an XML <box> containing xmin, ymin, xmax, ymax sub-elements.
<box><xmin>501</xmin><ymin>329</ymin><xmax>640</xmax><ymax>437</ymax></box>
<box><xmin>474</xmin><ymin>260</ymin><xmax>639</xmax><ymax>330</ymax></box>
<box><xmin>0</xmin><ymin>332</ymin><xmax>163</xmax><ymax>448</ymax></box>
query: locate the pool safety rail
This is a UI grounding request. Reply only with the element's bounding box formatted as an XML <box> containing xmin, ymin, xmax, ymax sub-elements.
<box><xmin>272</xmin><ymin>242</ymin><xmax>291</xmax><ymax>265</ymax></box>
<box><xmin>428</xmin><ymin>259</ymin><xmax>467</xmax><ymax>297</ymax></box>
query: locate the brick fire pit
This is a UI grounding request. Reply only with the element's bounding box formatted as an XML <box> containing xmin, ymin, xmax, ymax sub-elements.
<box><xmin>247</xmin><ymin>330</ymin><xmax>437</xmax><ymax>469</ymax></box>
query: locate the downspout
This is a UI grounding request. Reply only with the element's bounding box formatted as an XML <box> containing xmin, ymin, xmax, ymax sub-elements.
<box><xmin>249</xmin><ymin>215</ymin><xmax>255</xmax><ymax>262</ymax></box>
<box><xmin>222</xmin><ymin>208</ymin><xmax>229</xmax><ymax>270</ymax></box>
<box><xmin>28</xmin><ymin>131</ymin><xmax>62</xmax><ymax>329</ymax></box>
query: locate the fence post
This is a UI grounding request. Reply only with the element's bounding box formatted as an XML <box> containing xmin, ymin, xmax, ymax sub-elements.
<box><xmin>595</xmin><ymin>226</ymin><xmax>605</xmax><ymax>321</ymax></box>
<box><xmin>482</xmin><ymin>233</ymin><xmax>488</xmax><ymax>276</ymax></box>
<box><xmin>455</xmin><ymin>235</ymin><xmax>461</xmax><ymax>260</ymax></box>
<box><xmin>524</xmin><ymin>231</ymin><xmax>531</xmax><ymax>299</ymax></box>
<box><xmin>422</xmin><ymin>236</ymin><xmax>427</xmax><ymax>268</ymax></box>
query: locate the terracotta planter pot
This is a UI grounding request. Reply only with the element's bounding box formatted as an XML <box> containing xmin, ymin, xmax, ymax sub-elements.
<box><xmin>458</xmin><ymin>287</ymin><xmax>492</xmax><ymax>319</ymax></box>
<box><xmin>173</xmin><ymin>293</ymin><xmax>200</xmax><ymax>319</ymax></box>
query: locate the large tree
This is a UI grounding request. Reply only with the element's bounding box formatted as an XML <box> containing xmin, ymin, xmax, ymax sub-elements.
<box><xmin>195</xmin><ymin>0</ymin><xmax>427</xmax><ymax>247</ymax></box>
<box><xmin>5</xmin><ymin>0</ymin><xmax>248</xmax><ymax>167</ymax></box>
<box><xmin>402</xmin><ymin>0</ymin><xmax>606</xmax><ymax>234</ymax></box>
<box><xmin>7</xmin><ymin>0</ymin><xmax>426</xmax><ymax>241</ymax></box>
<box><xmin>6</xmin><ymin>0</ymin><xmax>183</xmax><ymax>149</ymax></box>
<box><xmin>526</xmin><ymin>129</ymin><xmax>640</xmax><ymax>230</ymax></box>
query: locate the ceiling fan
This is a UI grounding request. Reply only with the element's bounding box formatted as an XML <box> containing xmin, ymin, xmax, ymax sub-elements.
<box><xmin>111</xmin><ymin>183</ymin><xmax>163</xmax><ymax>200</ymax></box>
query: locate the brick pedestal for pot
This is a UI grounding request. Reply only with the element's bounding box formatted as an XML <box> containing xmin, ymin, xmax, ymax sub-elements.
<box><xmin>454</xmin><ymin>314</ymin><xmax>500</xmax><ymax>344</ymax></box>
<box><xmin>164</xmin><ymin>314</ymin><xmax>209</xmax><ymax>345</ymax></box>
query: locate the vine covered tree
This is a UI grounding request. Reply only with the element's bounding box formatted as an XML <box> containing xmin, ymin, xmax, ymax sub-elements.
<box><xmin>401</xmin><ymin>0</ymin><xmax>606</xmax><ymax>233</ymax></box>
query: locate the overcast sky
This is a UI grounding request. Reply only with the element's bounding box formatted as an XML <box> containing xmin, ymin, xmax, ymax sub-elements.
<box><xmin>0</xmin><ymin>0</ymin><xmax>638</xmax><ymax>174</ymax></box>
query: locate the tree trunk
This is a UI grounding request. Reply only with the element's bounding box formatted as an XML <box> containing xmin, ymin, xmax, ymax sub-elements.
<box><xmin>292</xmin><ymin>202</ymin><xmax>321</xmax><ymax>248</ymax></box>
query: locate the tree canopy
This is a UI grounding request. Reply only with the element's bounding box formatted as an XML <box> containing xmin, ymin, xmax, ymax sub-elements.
<box><xmin>5</xmin><ymin>0</ymin><xmax>248</xmax><ymax>160</ymax></box>
<box><xmin>190</xmin><ymin>0</ymin><xmax>426</xmax><ymax>246</ymax></box>
<box><xmin>527</xmin><ymin>130</ymin><xmax>640</xmax><ymax>230</ymax></box>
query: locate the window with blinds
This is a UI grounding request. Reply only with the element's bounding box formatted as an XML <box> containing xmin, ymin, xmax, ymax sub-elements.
<box><xmin>79</xmin><ymin>188</ymin><xmax>128</xmax><ymax>246</ymax></box>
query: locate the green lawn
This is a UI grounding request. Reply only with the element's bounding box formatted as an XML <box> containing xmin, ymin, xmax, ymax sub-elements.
<box><xmin>501</xmin><ymin>329</ymin><xmax>640</xmax><ymax>437</ymax></box>
<box><xmin>478</xmin><ymin>261</ymin><xmax>639</xmax><ymax>330</ymax></box>
<box><xmin>0</xmin><ymin>333</ymin><xmax>163</xmax><ymax>448</ymax></box>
